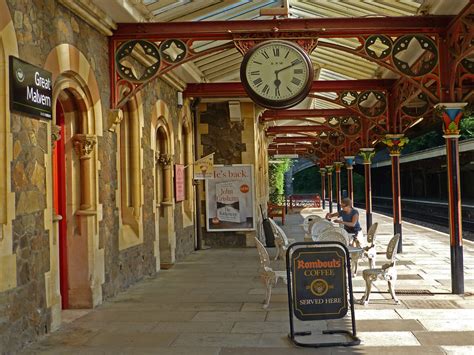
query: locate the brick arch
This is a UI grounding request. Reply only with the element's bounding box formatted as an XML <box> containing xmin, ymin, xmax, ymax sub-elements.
<box><xmin>44</xmin><ymin>44</ymin><xmax>105</xmax><ymax>313</ymax></box>
<box><xmin>151</xmin><ymin>100</ymin><xmax>176</xmax><ymax>269</ymax></box>
<box><xmin>151</xmin><ymin>100</ymin><xmax>174</xmax><ymax>155</ymax></box>
<box><xmin>44</xmin><ymin>44</ymin><xmax>103</xmax><ymax>135</ymax></box>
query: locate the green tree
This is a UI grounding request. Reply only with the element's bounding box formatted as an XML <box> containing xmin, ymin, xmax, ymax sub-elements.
<box><xmin>269</xmin><ymin>159</ymin><xmax>292</xmax><ymax>204</ymax></box>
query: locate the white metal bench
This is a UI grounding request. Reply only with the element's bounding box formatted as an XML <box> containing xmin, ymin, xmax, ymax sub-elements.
<box><xmin>254</xmin><ymin>237</ymin><xmax>287</xmax><ymax>309</ymax></box>
<box><xmin>310</xmin><ymin>219</ymin><xmax>333</xmax><ymax>238</ymax></box>
<box><xmin>302</xmin><ymin>214</ymin><xmax>323</xmax><ymax>240</ymax></box>
<box><xmin>360</xmin><ymin>234</ymin><xmax>400</xmax><ymax>305</ymax></box>
<box><xmin>269</xmin><ymin>218</ymin><xmax>296</xmax><ymax>260</ymax></box>
<box><xmin>351</xmin><ymin>222</ymin><xmax>378</xmax><ymax>276</ymax></box>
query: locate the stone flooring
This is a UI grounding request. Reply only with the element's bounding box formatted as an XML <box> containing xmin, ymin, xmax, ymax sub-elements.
<box><xmin>21</xmin><ymin>208</ymin><xmax>474</xmax><ymax>354</ymax></box>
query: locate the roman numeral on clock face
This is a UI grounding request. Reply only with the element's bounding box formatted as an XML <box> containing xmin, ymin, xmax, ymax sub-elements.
<box><xmin>291</xmin><ymin>77</ymin><xmax>301</xmax><ymax>86</ymax></box>
<box><xmin>273</xmin><ymin>47</ymin><xmax>280</xmax><ymax>57</ymax></box>
<box><xmin>253</xmin><ymin>78</ymin><xmax>263</xmax><ymax>87</ymax></box>
<box><xmin>291</xmin><ymin>58</ymin><xmax>302</xmax><ymax>66</ymax></box>
<box><xmin>294</xmin><ymin>68</ymin><xmax>303</xmax><ymax>74</ymax></box>
<box><xmin>262</xmin><ymin>84</ymin><xmax>270</xmax><ymax>95</ymax></box>
<box><xmin>275</xmin><ymin>86</ymin><xmax>280</xmax><ymax>97</ymax></box>
<box><xmin>262</xmin><ymin>50</ymin><xmax>269</xmax><ymax>59</ymax></box>
<box><xmin>250</xmin><ymin>70</ymin><xmax>260</xmax><ymax>75</ymax></box>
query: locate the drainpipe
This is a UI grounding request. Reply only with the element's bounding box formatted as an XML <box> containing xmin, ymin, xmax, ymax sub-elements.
<box><xmin>191</xmin><ymin>98</ymin><xmax>202</xmax><ymax>250</ymax></box>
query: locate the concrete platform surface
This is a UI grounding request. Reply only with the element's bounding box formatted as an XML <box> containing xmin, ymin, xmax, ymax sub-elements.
<box><xmin>21</xmin><ymin>208</ymin><xmax>474</xmax><ymax>354</ymax></box>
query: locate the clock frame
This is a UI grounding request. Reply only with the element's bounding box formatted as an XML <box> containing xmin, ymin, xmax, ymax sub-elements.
<box><xmin>240</xmin><ymin>40</ymin><xmax>314</xmax><ymax>109</ymax></box>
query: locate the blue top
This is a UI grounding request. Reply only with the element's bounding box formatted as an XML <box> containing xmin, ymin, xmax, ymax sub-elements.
<box><xmin>338</xmin><ymin>208</ymin><xmax>361</xmax><ymax>234</ymax></box>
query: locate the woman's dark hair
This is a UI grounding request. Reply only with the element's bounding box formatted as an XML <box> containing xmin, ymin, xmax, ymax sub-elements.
<box><xmin>341</xmin><ymin>197</ymin><xmax>352</xmax><ymax>207</ymax></box>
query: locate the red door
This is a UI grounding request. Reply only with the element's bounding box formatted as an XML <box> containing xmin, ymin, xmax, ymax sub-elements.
<box><xmin>53</xmin><ymin>101</ymin><xmax>69</xmax><ymax>309</ymax></box>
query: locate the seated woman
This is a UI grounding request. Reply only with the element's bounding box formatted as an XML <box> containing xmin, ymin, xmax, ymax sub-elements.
<box><xmin>325</xmin><ymin>198</ymin><xmax>362</xmax><ymax>246</ymax></box>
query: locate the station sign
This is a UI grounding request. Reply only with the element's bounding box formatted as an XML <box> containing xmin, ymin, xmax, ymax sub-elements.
<box><xmin>291</xmin><ymin>245</ymin><xmax>348</xmax><ymax>321</ymax></box>
<box><xmin>9</xmin><ymin>56</ymin><xmax>53</xmax><ymax>120</ymax></box>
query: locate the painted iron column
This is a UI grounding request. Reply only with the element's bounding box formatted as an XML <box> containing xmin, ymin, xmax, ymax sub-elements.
<box><xmin>436</xmin><ymin>103</ymin><xmax>467</xmax><ymax>295</ymax></box>
<box><xmin>320</xmin><ymin>167</ymin><xmax>326</xmax><ymax>210</ymax></box>
<box><xmin>326</xmin><ymin>165</ymin><xmax>334</xmax><ymax>214</ymax></box>
<box><xmin>344</xmin><ymin>156</ymin><xmax>355</xmax><ymax>203</ymax></box>
<box><xmin>334</xmin><ymin>162</ymin><xmax>343</xmax><ymax>211</ymax></box>
<box><xmin>359</xmin><ymin>148</ymin><xmax>375</xmax><ymax>232</ymax></box>
<box><xmin>383</xmin><ymin>134</ymin><xmax>409</xmax><ymax>254</ymax></box>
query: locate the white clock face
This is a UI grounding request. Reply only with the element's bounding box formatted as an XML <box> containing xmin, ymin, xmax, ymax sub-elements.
<box><xmin>243</xmin><ymin>41</ymin><xmax>312</xmax><ymax>103</ymax></box>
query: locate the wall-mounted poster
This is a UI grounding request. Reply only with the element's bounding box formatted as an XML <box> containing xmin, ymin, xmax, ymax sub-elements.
<box><xmin>205</xmin><ymin>165</ymin><xmax>255</xmax><ymax>232</ymax></box>
<box><xmin>174</xmin><ymin>164</ymin><xmax>185</xmax><ymax>202</ymax></box>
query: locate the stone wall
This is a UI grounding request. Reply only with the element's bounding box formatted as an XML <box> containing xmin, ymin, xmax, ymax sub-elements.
<box><xmin>198</xmin><ymin>103</ymin><xmax>251</xmax><ymax>247</ymax></box>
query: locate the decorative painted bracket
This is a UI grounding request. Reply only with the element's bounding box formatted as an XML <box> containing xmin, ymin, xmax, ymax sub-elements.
<box><xmin>359</xmin><ymin>147</ymin><xmax>375</xmax><ymax>164</ymax></box>
<box><xmin>382</xmin><ymin>133</ymin><xmax>409</xmax><ymax>156</ymax></box>
<box><xmin>435</xmin><ymin>103</ymin><xmax>468</xmax><ymax>137</ymax></box>
<box><xmin>344</xmin><ymin>156</ymin><xmax>355</xmax><ymax>169</ymax></box>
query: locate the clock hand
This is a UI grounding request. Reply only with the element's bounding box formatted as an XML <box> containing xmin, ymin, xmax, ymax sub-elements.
<box><xmin>274</xmin><ymin>71</ymin><xmax>281</xmax><ymax>89</ymax></box>
<box><xmin>275</xmin><ymin>60</ymin><xmax>300</xmax><ymax>75</ymax></box>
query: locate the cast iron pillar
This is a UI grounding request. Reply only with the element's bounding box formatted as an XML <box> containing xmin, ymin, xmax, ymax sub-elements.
<box><xmin>436</xmin><ymin>103</ymin><xmax>467</xmax><ymax>295</ymax></box>
<box><xmin>383</xmin><ymin>134</ymin><xmax>409</xmax><ymax>253</ymax></box>
<box><xmin>359</xmin><ymin>148</ymin><xmax>374</xmax><ymax>232</ymax></box>
<box><xmin>320</xmin><ymin>167</ymin><xmax>326</xmax><ymax>210</ymax></box>
<box><xmin>334</xmin><ymin>162</ymin><xmax>343</xmax><ymax>211</ymax></box>
<box><xmin>326</xmin><ymin>165</ymin><xmax>334</xmax><ymax>214</ymax></box>
<box><xmin>344</xmin><ymin>156</ymin><xmax>355</xmax><ymax>203</ymax></box>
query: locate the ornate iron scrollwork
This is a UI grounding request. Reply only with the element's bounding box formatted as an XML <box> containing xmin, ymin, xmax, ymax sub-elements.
<box><xmin>365</xmin><ymin>35</ymin><xmax>393</xmax><ymax>60</ymax></box>
<box><xmin>340</xmin><ymin>116</ymin><xmax>361</xmax><ymax>136</ymax></box>
<box><xmin>357</xmin><ymin>91</ymin><xmax>387</xmax><ymax>117</ymax></box>
<box><xmin>461</xmin><ymin>57</ymin><xmax>474</xmax><ymax>74</ymax></box>
<box><xmin>160</xmin><ymin>39</ymin><xmax>187</xmax><ymax>64</ymax></box>
<box><xmin>340</xmin><ymin>91</ymin><xmax>358</xmax><ymax>106</ymax></box>
<box><xmin>328</xmin><ymin>132</ymin><xmax>345</xmax><ymax>146</ymax></box>
<box><xmin>401</xmin><ymin>92</ymin><xmax>430</xmax><ymax>117</ymax></box>
<box><xmin>392</xmin><ymin>35</ymin><xmax>438</xmax><ymax>77</ymax></box>
<box><xmin>116</xmin><ymin>40</ymin><xmax>161</xmax><ymax>83</ymax></box>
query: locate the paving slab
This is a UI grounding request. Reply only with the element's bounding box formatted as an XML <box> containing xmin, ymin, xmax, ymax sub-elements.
<box><xmin>414</xmin><ymin>331</ymin><xmax>474</xmax><ymax>346</ymax></box>
<box><xmin>20</xmin><ymin>209</ymin><xmax>474</xmax><ymax>354</ymax></box>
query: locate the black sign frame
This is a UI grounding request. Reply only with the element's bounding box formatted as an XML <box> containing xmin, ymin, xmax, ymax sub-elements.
<box><xmin>286</xmin><ymin>241</ymin><xmax>360</xmax><ymax>348</ymax></box>
<box><xmin>9</xmin><ymin>56</ymin><xmax>53</xmax><ymax>120</ymax></box>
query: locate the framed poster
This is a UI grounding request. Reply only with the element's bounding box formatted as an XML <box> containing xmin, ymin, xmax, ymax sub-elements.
<box><xmin>174</xmin><ymin>164</ymin><xmax>185</xmax><ymax>202</ymax></box>
<box><xmin>205</xmin><ymin>164</ymin><xmax>255</xmax><ymax>232</ymax></box>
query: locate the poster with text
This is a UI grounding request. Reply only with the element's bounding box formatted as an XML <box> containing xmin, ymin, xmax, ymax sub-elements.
<box><xmin>174</xmin><ymin>164</ymin><xmax>185</xmax><ymax>202</ymax></box>
<box><xmin>205</xmin><ymin>165</ymin><xmax>255</xmax><ymax>232</ymax></box>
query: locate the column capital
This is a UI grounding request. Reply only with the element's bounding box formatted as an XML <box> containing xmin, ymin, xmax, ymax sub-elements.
<box><xmin>382</xmin><ymin>133</ymin><xmax>409</xmax><ymax>156</ymax></box>
<box><xmin>51</xmin><ymin>124</ymin><xmax>61</xmax><ymax>147</ymax></box>
<box><xmin>325</xmin><ymin>165</ymin><xmax>334</xmax><ymax>174</ymax></box>
<box><xmin>156</xmin><ymin>152</ymin><xmax>173</xmax><ymax>166</ymax></box>
<box><xmin>73</xmin><ymin>134</ymin><xmax>97</xmax><ymax>160</ymax></box>
<box><xmin>333</xmin><ymin>161</ymin><xmax>343</xmax><ymax>172</ymax></box>
<box><xmin>344</xmin><ymin>156</ymin><xmax>355</xmax><ymax>169</ymax></box>
<box><xmin>359</xmin><ymin>148</ymin><xmax>375</xmax><ymax>164</ymax></box>
<box><xmin>435</xmin><ymin>102</ymin><xmax>468</xmax><ymax>136</ymax></box>
<box><xmin>320</xmin><ymin>167</ymin><xmax>326</xmax><ymax>175</ymax></box>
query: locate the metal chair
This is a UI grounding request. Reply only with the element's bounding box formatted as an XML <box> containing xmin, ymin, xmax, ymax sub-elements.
<box><xmin>303</xmin><ymin>215</ymin><xmax>323</xmax><ymax>241</ymax></box>
<box><xmin>254</xmin><ymin>238</ymin><xmax>287</xmax><ymax>309</ymax></box>
<box><xmin>317</xmin><ymin>228</ymin><xmax>349</xmax><ymax>246</ymax></box>
<box><xmin>360</xmin><ymin>234</ymin><xmax>400</xmax><ymax>305</ymax></box>
<box><xmin>269</xmin><ymin>218</ymin><xmax>295</xmax><ymax>260</ymax></box>
<box><xmin>351</xmin><ymin>222</ymin><xmax>378</xmax><ymax>276</ymax></box>
<box><xmin>310</xmin><ymin>219</ymin><xmax>333</xmax><ymax>238</ymax></box>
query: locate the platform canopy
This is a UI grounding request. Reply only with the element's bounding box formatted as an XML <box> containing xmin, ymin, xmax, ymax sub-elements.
<box><xmin>70</xmin><ymin>0</ymin><xmax>473</xmax><ymax>165</ymax></box>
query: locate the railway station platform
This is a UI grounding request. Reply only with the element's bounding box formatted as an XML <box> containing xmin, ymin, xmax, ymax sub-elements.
<box><xmin>21</xmin><ymin>208</ymin><xmax>474</xmax><ymax>354</ymax></box>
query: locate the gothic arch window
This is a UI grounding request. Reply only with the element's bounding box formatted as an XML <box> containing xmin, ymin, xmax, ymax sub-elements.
<box><xmin>118</xmin><ymin>97</ymin><xmax>144</xmax><ymax>249</ymax></box>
